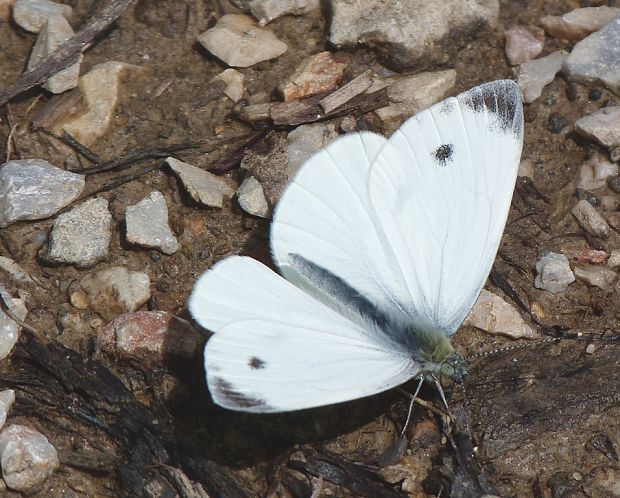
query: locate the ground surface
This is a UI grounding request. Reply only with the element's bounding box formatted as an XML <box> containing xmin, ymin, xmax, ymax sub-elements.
<box><xmin>0</xmin><ymin>1</ymin><xmax>619</xmax><ymax>497</ymax></box>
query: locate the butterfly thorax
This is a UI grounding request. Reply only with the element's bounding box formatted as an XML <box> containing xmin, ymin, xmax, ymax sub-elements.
<box><xmin>409</xmin><ymin>323</ymin><xmax>467</xmax><ymax>381</ymax></box>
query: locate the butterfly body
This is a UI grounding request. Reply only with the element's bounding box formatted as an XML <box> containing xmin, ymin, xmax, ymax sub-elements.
<box><xmin>190</xmin><ymin>80</ymin><xmax>523</xmax><ymax>413</ymax></box>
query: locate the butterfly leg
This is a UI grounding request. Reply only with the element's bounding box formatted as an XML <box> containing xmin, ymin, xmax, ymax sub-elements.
<box><xmin>400</xmin><ymin>375</ymin><xmax>425</xmax><ymax>438</ymax></box>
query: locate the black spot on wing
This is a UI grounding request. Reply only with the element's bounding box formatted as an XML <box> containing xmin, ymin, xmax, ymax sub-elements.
<box><xmin>460</xmin><ymin>80</ymin><xmax>522</xmax><ymax>135</ymax></box>
<box><xmin>248</xmin><ymin>356</ymin><xmax>266</xmax><ymax>369</ymax></box>
<box><xmin>211</xmin><ymin>377</ymin><xmax>272</xmax><ymax>410</ymax></box>
<box><xmin>433</xmin><ymin>143</ymin><xmax>454</xmax><ymax>167</ymax></box>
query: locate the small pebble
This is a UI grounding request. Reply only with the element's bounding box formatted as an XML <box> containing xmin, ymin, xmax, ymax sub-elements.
<box><xmin>237</xmin><ymin>176</ymin><xmax>269</xmax><ymax>217</ymax></box>
<box><xmin>541</xmin><ymin>6</ymin><xmax>620</xmax><ymax>41</ymax></box>
<box><xmin>504</xmin><ymin>25</ymin><xmax>544</xmax><ymax>65</ymax></box>
<box><xmin>12</xmin><ymin>0</ymin><xmax>71</xmax><ymax>33</ymax></box>
<box><xmin>547</xmin><ymin>112</ymin><xmax>568</xmax><ymax>133</ymax></box>
<box><xmin>607</xmin><ymin>173</ymin><xmax>620</xmax><ymax>192</ymax></box>
<box><xmin>575</xmin><ymin>106</ymin><xmax>620</xmax><ymax>149</ymax></box>
<box><xmin>126</xmin><ymin>191</ymin><xmax>179</xmax><ymax>255</ymax></box>
<box><xmin>576</xmin><ymin>249</ymin><xmax>608</xmax><ymax>264</ymax></box>
<box><xmin>562</xmin><ymin>17</ymin><xmax>620</xmax><ymax>95</ymax></box>
<box><xmin>463</xmin><ymin>289</ymin><xmax>537</xmax><ymax>339</ymax></box>
<box><xmin>543</xmin><ymin>96</ymin><xmax>556</xmax><ymax>106</ymax></box>
<box><xmin>589</xmin><ymin>88</ymin><xmax>603</xmax><ymax>101</ymax></box>
<box><xmin>0</xmin><ymin>159</ymin><xmax>84</xmax><ymax>228</ymax></box>
<box><xmin>97</xmin><ymin>311</ymin><xmax>203</xmax><ymax>365</ymax></box>
<box><xmin>70</xmin><ymin>266</ymin><xmax>151</xmax><ymax>321</ymax></box>
<box><xmin>0</xmin><ymin>424</ymin><xmax>59</xmax><ymax>494</ymax></box>
<box><xmin>211</xmin><ymin>68</ymin><xmax>245</xmax><ymax>102</ymax></box>
<box><xmin>0</xmin><ymin>256</ymin><xmax>34</xmax><ymax>284</ymax></box>
<box><xmin>197</xmin><ymin>14</ymin><xmax>287</xmax><ymax>67</ymax></box>
<box><xmin>574</xmin><ymin>264</ymin><xmax>618</xmax><ymax>291</ymax></box>
<box><xmin>40</xmin><ymin>197</ymin><xmax>112</xmax><ymax>268</ymax></box>
<box><xmin>166</xmin><ymin>157</ymin><xmax>235</xmax><ymax>208</ymax></box>
<box><xmin>607</xmin><ymin>249</ymin><xmax>620</xmax><ymax>269</ymax></box>
<box><xmin>0</xmin><ymin>286</ymin><xmax>28</xmax><ymax>360</ymax></box>
<box><xmin>286</xmin><ymin>122</ymin><xmax>338</xmax><ymax>177</ymax></box>
<box><xmin>61</xmin><ymin>61</ymin><xmax>140</xmax><ymax>146</ymax></box>
<box><xmin>517</xmin><ymin>50</ymin><xmax>568</xmax><ymax>104</ymax></box>
<box><xmin>610</xmin><ymin>146</ymin><xmax>620</xmax><ymax>163</ymax></box>
<box><xmin>577</xmin><ymin>156</ymin><xmax>618</xmax><ymax>190</ymax></box>
<box><xmin>27</xmin><ymin>14</ymin><xmax>81</xmax><ymax>93</ymax></box>
<box><xmin>575</xmin><ymin>187</ymin><xmax>600</xmax><ymax>206</ymax></box>
<box><xmin>249</xmin><ymin>0</ymin><xmax>319</xmax><ymax>25</ymax></box>
<box><xmin>585</xmin><ymin>343</ymin><xmax>596</xmax><ymax>354</ymax></box>
<box><xmin>518</xmin><ymin>158</ymin><xmax>534</xmax><ymax>178</ymax></box>
<box><xmin>534</xmin><ymin>252</ymin><xmax>575</xmax><ymax>294</ymax></box>
<box><xmin>0</xmin><ymin>390</ymin><xmax>14</xmax><ymax>431</ymax></box>
<box><xmin>571</xmin><ymin>199</ymin><xmax>611</xmax><ymax>238</ymax></box>
<box><xmin>279</xmin><ymin>51</ymin><xmax>347</xmax><ymax>101</ymax></box>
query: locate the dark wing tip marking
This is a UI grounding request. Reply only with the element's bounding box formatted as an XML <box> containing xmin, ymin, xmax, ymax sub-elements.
<box><xmin>211</xmin><ymin>377</ymin><xmax>272</xmax><ymax>410</ymax></box>
<box><xmin>248</xmin><ymin>356</ymin><xmax>266</xmax><ymax>369</ymax></box>
<box><xmin>433</xmin><ymin>143</ymin><xmax>454</xmax><ymax>167</ymax></box>
<box><xmin>460</xmin><ymin>80</ymin><xmax>522</xmax><ymax>135</ymax></box>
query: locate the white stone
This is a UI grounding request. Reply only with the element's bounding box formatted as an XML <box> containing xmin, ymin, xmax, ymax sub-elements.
<box><xmin>60</xmin><ymin>61</ymin><xmax>140</xmax><ymax>146</ymax></box>
<box><xmin>237</xmin><ymin>176</ymin><xmax>269</xmax><ymax>217</ymax></box>
<box><xmin>608</xmin><ymin>249</ymin><xmax>620</xmax><ymax>269</ymax></box>
<box><xmin>577</xmin><ymin>156</ymin><xmax>619</xmax><ymax>190</ymax></box>
<box><xmin>464</xmin><ymin>289</ymin><xmax>537</xmax><ymax>339</ymax></box>
<box><xmin>249</xmin><ymin>0</ymin><xmax>319</xmax><ymax>25</ymax></box>
<box><xmin>40</xmin><ymin>197</ymin><xmax>112</xmax><ymax>268</ymax></box>
<box><xmin>375</xmin><ymin>69</ymin><xmax>456</xmax><ymax>132</ymax></box>
<box><xmin>71</xmin><ymin>266</ymin><xmax>151</xmax><ymax>321</ymax></box>
<box><xmin>286</xmin><ymin>122</ymin><xmax>338</xmax><ymax>178</ymax></box>
<box><xmin>126</xmin><ymin>191</ymin><xmax>179</xmax><ymax>255</ymax></box>
<box><xmin>571</xmin><ymin>199</ymin><xmax>611</xmax><ymax>238</ymax></box>
<box><xmin>27</xmin><ymin>14</ymin><xmax>81</xmax><ymax>93</ymax></box>
<box><xmin>0</xmin><ymin>158</ymin><xmax>84</xmax><ymax>228</ymax></box>
<box><xmin>518</xmin><ymin>50</ymin><xmax>568</xmax><ymax>103</ymax></box>
<box><xmin>574</xmin><ymin>264</ymin><xmax>618</xmax><ymax>291</ymax></box>
<box><xmin>575</xmin><ymin>106</ymin><xmax>620</xmax><ymax>149</ymax></box>
<box><xmin>562</xmin><ymin>17</ymin><xmax>620</xmax><ymax>96</ymax></box>
<box><xmin>166</xmin><ymin>157</ymin><xmax>235</xmax><ymax>208</ymax></box>
<box><xmin>504</xmin><ymin>25</ymin><xmax>544</xmax><ymax>66</ymax></box>
<box><xmin>327</xmin><ymin>0</ymin><xmax>499</xmax><ymax>70</ymax></box>
<box><xmin>541</xmin><ymin>6</ymin><xmax>620</xmax><ymax>41</ymax></box>
<box><xmin>197</xmin><ymin>14</ymin><xmax>287</xmax><ymax>67</ymax></box>
<box><xmin>518</xmin><ymin>158</ymin><xmax>534</xmax><ymax>178</ymax></box>
<box><xmin>0</xmin><ymin>424</ymin><xmax>59</xmax><ymax>493</ymax></box>
<box><xmin>0</xmin><ymin>390</ymin><xmax>14</xmax><ymax>431</ymax></box>
<box><xmin>534</xmin><ymin>252</ymin><xmax>575</xmax><ymax>294</ymax></box>
<box><xmin>0</xmin><ymin>286</ymin><xmax>27</xmax><ymax>360</ymax></box>
<box><xmin>211</xmin><ymin>68</ymin><xmax>245</xmax><ymax>101</ymax></box>
<box><xmin>13</xmin><ymin>0</ymin><xmax>71</xmax><ymax>33</ymax></box>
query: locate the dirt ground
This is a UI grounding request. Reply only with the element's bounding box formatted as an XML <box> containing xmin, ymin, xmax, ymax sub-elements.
<box><xmin>0</xmin><ymin>0</ymin><xmax>619</xmax><ymax>497</ymax></box>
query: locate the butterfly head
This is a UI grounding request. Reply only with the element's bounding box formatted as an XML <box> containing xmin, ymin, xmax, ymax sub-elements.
<box><xmin>413</xmin><ymin>324</ymin><xmax>468</xmax><ymax>381</ymax></box>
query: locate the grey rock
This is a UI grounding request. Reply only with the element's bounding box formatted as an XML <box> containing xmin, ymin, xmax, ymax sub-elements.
<box><xmin>70</xmin><ymin>266</ymin><xmax>151</xmax><ymax>321</ymax></box>
<box><xmin>327</xmin><ymin>0</ymin><xmax>499</xmax><ymax>70</ymax></box>
<box><xmin>0</xmin><ymin>286</ymin><xmax>27</xmax><ymax>360</ymax></box>
<box><xmin>0</xmin><ymin>425</ymin><xmax>59</xmax><ymax>493</ymax></box>
<box><xmin>286</xmin><ymin>122</ymin><xmax>338</xmax><ymax>178</ymax></box>
<box><xmin>0</xmin><ymin>256</ymin><xmax>34</xmax><ymax>284</ymax></box>
<box><xmin>166</xmin><ymin>157</ymin><xmax>235</xmax><ymax>208</ymax></box>
<box><xmin>534</xmin><ymin>252</ymin><xmax>575</xmax><ymax>294</ymax></box>
<box><xmin>249</xmin><ymin>0</ymin><xmax>319</xmax><ymax>25</ymax></box>
<box><xmin>211</xmin><ymin>68</ymin><xmax>244</xmax><ymax>102</ymax></box>
<box><xmin>571</xmin><ymin>199</ymin><xmax>611</xmax><ymax>238</ymax></box>
<box><xmin>518</xmin><ymin>50</ymin><xmax>568</xmax><ymax>103</ymax></box>
<box><xmin>574</xmin><ymin>264</ymin><xmax>618</xmax><ymax>291</ymax></box>
<box><xmin>237</xmin><ymin>176</ymin><xmax>269</xmax><ymax>217</ymax></box>
<box><xmin>13</xmin><ymin>0</ymin><xmax>71</xmax><ymax>33</ymax></box>
<box><xmin>374</xmin><ymin>69</ymin><xmax>456</xmax><ymax>132</ymax></box>
<box><xmin>504</xmin><ymin>25</ymin><xmax>544</xmax><ymax>66</ymax></box>
<box><xmin>0</xmin><ymin>159</ymin><xmax>84</xmax><ymax>228</ymax></box>
<box><xmin>562</xmin><ymin>17</ymin><xmax>620</xmax><ymax>96</ymax></box>
<box><xmin>27</xmin><ymin>14</ymin><xmax>81</xmax><ymax>93</ymax></box>
<box><xmin>197</xmin><ymin>14</ymin><xmax>287</xmax><ymax>67</ymax></box>
<box><xmin>463</xmin><ymin>289</ymin><xmax>537</xmax><ymax>339</ymax></box>
<box><xmin>40</xmin><ymin>197</ymin><xmax>112</xmax><ymax>268</ymax></box>
<box><xmin>607</xmin><ymin>249</ymin><xmax>620</xmax><ymax>269</ymax></box>
<box><xmin>126</xmin><ymin>191</ymin><xmax>179</xmax><ymax>255</ymax></box>
<box><xmin>577</xmin><ymin>155</ymin><xmax>618</xmax><ymax>190</ymax></box>
<box><xmin>575</xmin><ymin>106</ymin><xmax>620</xmax><ymax>149</ymax></box>
<box><xmin>0</xmin><ymin>390</ymin><xmax>15</xmax><ymax>432</ymax></box>
<box><xmin>541</xmin><ymin>6</ymin><xmax>620</xmax><ymax>41</ymax></box>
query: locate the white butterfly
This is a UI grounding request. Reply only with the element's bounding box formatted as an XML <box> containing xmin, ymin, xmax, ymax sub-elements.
<box><xmin>189</xmin><ymin>80</ymin><xmax>524</xmax><ymax>413</ymax></box>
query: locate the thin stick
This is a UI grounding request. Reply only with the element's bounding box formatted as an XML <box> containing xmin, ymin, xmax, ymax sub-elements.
<box><xmin>0</xmin><ymin>0</ymin><xmax>136</xmax><ymax>107</ymax></box>
<box><xmin>0</xmin><ymin>292</ymin><xmax>39</xmax><ymax>334</ymax></box>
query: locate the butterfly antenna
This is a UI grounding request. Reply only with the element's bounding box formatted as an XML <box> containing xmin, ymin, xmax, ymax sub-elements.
<box><xmin>400</xmin><ymin>375</ymin><xmax>424</xmax><ymax>438</ymax></box>
<box><xmin>465</xmin><ymin>336</ymin><xmax>561</xmax><ymax>361</ymax></box>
